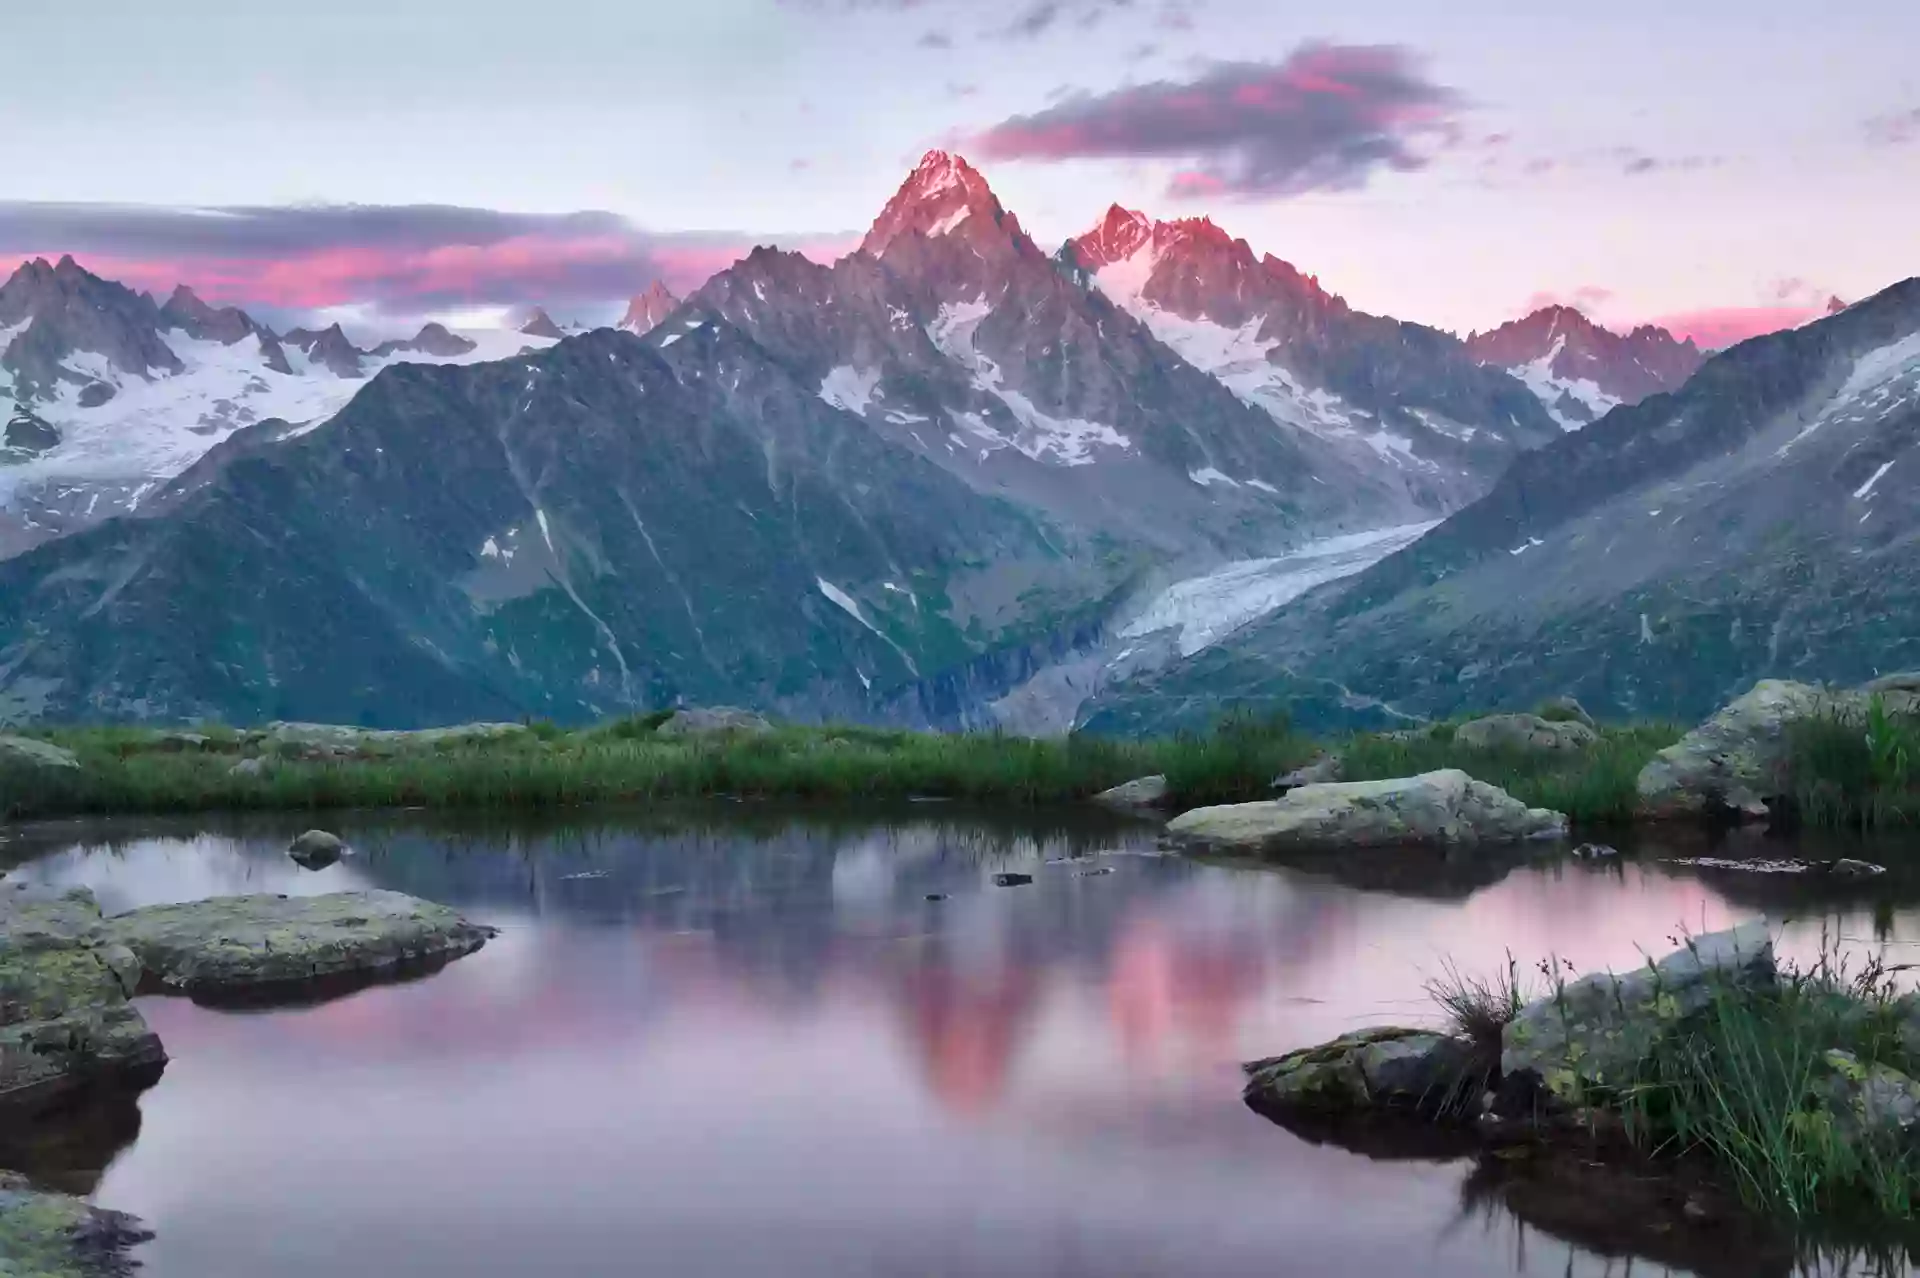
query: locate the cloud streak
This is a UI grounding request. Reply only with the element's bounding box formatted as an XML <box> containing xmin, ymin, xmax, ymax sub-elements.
<box><xmin>0</xmin><ymin>203</ymin><xmax>851</xmax><ymax>321</ymax></box>
<box><xmin>969</xmin><ymin>44</ymin><xmax>1459</xmax><ymax>198</ymax></box>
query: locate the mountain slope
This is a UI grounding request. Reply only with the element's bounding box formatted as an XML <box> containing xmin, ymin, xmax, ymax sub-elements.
<box><xmin>0</xmin><ymin>325</ymin><xmax>1120</xmax><ymax>726</ymax></box>
<box><xmin>685</xmin><ymin>153</ymin><xmax>1421</xmax><ymax>560</ymax></box>
<box><xmin>1080</xmin><ymin>280</ymin><xmax>1920</xmax><ymax>732</ymax></box>
<box><xmin>0</xmin><ymin>258</ymin><xmax>557</xmax><ymax>556</ymax></box>
<box><xmin>1465</xmin><ymin>306</ymin><xmax>1703</xmax><ymax>428</ymax></box>
<box><xmin>619</xmin><ymin>281</ymin><xmax>680</xmax><ymax>335</ymax></box>
<box><xmin>1062</xmin><ymin>207</ymin><xmax>1566</xmax><ymax>512</ymax></box>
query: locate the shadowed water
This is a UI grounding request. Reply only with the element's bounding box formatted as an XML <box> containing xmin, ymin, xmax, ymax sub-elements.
<box><xmin>4</xmin><ymin>806</ymin><xmax>1920</xmax><ymax>1277</ymax></box>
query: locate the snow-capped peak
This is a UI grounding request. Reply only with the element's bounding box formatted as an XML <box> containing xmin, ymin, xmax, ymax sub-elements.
<box><xmin>619</xmin><ymin>281</ymin><xmax>680</xmax><ymax>336</ymax></box>
<box><xmin>1465</xmin><ymin>305</ymin><xmax>1703</xmax><ymax>424</ymax></box>
<box><xmin>860</xmin><ymin>150</ymin><xmax>1011</xmax><ymax>257</ymax></box>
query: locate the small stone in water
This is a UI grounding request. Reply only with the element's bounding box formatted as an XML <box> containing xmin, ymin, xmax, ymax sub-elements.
<box><xmin>924</xmin><ymin>893</ymin><xmax>948</xmax><ymax>902</ymax></box>
<box><xmin>992</xmin><ymin>873</ymin><xmax>1034</xmax><ymax>887</ymax></box>
<box><xmin>1828</xmin><ymin>858</ymin><xmax>1886</xmax><ymax>877</ymax></box>
<box><xmin>1077</xmin><ymin>867</ymin><xmax>1115</xmax><ymax>877</ymax></box>
<box><xmin>1572</xmin><ymin>843</ymin><xmax>1619</xmax><ymax>858</ymax></box>
<box><xmin>287</xmin><ymin>829</ymin><xmax>345</xmax><ymax>869</ymax></box>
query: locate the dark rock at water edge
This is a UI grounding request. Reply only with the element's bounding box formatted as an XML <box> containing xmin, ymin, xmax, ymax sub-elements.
<box><xmin>287</xmin><ymin>828</ymin><xmax>345</xmax><ymax>868</ymax></box>
<box><xmin>0</xmin><ymin>1172</ymin><xmax>153</xmax><ymax>1278</ymax></box>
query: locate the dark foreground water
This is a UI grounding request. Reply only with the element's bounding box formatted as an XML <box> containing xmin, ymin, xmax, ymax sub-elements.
<box><xmin>4</xmin><ymin>805</ymin><xmax>1919</xmax><ymax>1277</ymax></box>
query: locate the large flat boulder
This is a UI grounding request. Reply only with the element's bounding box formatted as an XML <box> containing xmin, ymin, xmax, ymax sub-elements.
<box><xmin>1453</xmin><ymin>713</ymin><xmax>1597</xmax><ymax>753</ymax></box>
<box><xmin>1635</xmin><ymin>679</ymin><xmax>1840</xmax><ymax>818</ymax></box>
<box><xmin>1092</xmin><ymin>775</ymin><xmax>1168</xmax><ymax>810</ymax></box>
<box><xmin>1500</xmin><ymin>922</ymin><xmax>1774</xmax><ymax>1107</ymax></box>
<box><xmin>249</xmin><ymin>721</ymin><xmax>529</xmax><ymax>754</ymax></box>
<box><xmin>654</xmin><ymin>707</ymin><xmax>774</xmax><ymax>738</ymax></box>
<box><xmin>1244</xmin><ymin>1027</ymin><xmax>1485</xmax><ymax>1118</ymax></box>
<box><xmin>1166</xmin><ymin>770</ymin><xmax>1568</xmax><ymax>853</ymax></box>
<box><xmin>0</xmin><ymin>886</ymin><xmax>165</xmax><ymax>1114</ymax></box>
<box><xmin>0</xmin><ymin>735</ymin><xmax>80</xmax><ymax>772</ymax></box>
<box><xmin>100</xmin><ymin>890</ymin><xmax>496</xmax><ymax>1002</ymax></box>
<box><xmin>0</xmin><ymin>1172</ymin><xmax>151</xmax><ymax>1277</ymax></box>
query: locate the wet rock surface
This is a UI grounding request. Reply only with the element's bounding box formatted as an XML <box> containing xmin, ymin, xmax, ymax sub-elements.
<box><xmin>287</xmin><ymin>829</ymin><xmax>346</xmax><ymax>869</ymax></box>
<box><xmin>0</xmin><ymin>1172</ymin><xmax>152</xmax><ymax>1278</ymax></box>
<box><xmin>99</xmin><ymin>890</ymin><xmax>496</xmax><ymax>1003</ymax></box>
<box><xmin>0</xmin><ymin>886</ymin><xmax>165</xmax><ymax>1115</ymax></box>
<box><xmin>1244</xmin><ymin>1027</ymin><xmax>1485</xmax><ymax>1119</ymax></box>
<box><xmin>1166</xmin><ymin>769</ymin><xmax>1568</xmax><ymax>853</ymax></box>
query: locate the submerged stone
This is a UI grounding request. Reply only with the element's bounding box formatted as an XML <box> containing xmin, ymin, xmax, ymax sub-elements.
<box><xmin>1166</xmin><ymin>770</ymin><xmax>1567</xmax><ymax>853</ymax></box>
<box><xmin>0</xmin><ymin>886</ymin><xmax>166</xmax><ymax>1115</ymax></box>
<box><xmin>0</xmin><ymin>1172</ymin><xmax>152</xmax><ymax>1278</ymax></box>
<box><xmin>99</xmin><ymin>890</ymin><xmax>496</xmax><ymax>1002</ymax></box>
<box><xmin>287</xmin><ymin>829</ymin><xmax>345</xmax><ymax>869</ymax></box>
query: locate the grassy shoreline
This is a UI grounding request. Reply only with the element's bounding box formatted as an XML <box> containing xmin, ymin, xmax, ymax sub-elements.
<box><xmin>0</xmin><ymin>712</ymin><xmax>1683</xmax><ymax>825</ymax></box>
<box><xmin>0</xmin><ymin>701</ymin><xmax>1909</xmax><ymax>828</ymax></box>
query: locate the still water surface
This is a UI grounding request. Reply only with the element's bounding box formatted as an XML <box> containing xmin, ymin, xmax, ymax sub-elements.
<box><xmin>4</xmin><ymin>806</ymin><xmax>1918</xmax><ymax>1277</ymax></box>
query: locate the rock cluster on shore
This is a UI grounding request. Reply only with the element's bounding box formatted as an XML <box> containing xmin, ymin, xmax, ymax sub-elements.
<box><xmin>0</xmin><ymin>878</ymin><xmax>495</xmax><ymax>1270</ymax></box>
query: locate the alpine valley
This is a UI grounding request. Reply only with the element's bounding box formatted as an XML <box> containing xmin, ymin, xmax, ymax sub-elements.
<box><xmin>1082</xmin><ymin>276</ymin><xmax>1920</xmax><ymax>735</ymax></box>
<box><xmin>0</xmin><ymin>152</ymin><xmax>1796</xmax><ymax>730</ymax></box>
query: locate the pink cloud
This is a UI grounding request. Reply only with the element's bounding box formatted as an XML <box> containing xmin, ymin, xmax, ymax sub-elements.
<box><xmin>971</xmin><ymin>43</ymin><xmax>1458</xmax><ymax>198</ymax></box>
<box><xmin>0</xmin><ymin>203</ymin><xmax>850</xmax><ymax>322</ymax></box>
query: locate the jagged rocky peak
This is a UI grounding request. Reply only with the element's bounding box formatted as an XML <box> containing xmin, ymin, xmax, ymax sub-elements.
<box><xmin>157</xmin><ymin>285</ymin><xmax>293</xmax><ymax>372</ymax></box>
<box><xmin>372</xmin><ymin>322</ymin><xmax>478</xmax><ymax>359</ymax></box>
<box><xmin>519</xmin><ymin>308</ymin><xmax>565</xmax><ymax>339</ymax></box>
<box><xmin>1073</xmin><ymin>205</ymin><xmax>1153</xmax><ymax>269</ymax></box>
<box><xmin>0</xmin><ymin>254</ymin><xmax>184</xmax><ymax>398</ymax></box>
<box><xmin>618</xmin><ymin>281</ymin><xmax>680</xmax><ymax>335</ymax></box>
<box><xmin>860</xmin><ymin>150</ymin><xmax>1023</xmax><ymax>257</ymax></box>
<box><xmin>1465</xmin><ymin>305</ymin><xmax>1705</xmax><ymax>410</ymax></box>
<box><xmin>284</xmin><ymin>322</ymin><xmax>367</xmax><ymax>378</ymax></box>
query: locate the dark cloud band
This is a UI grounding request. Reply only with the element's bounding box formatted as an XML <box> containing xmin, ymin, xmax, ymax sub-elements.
<box><xmin>970</xmin><ymin>44</ymin><xmax>1459</xmax><ymax>198</ymax></box>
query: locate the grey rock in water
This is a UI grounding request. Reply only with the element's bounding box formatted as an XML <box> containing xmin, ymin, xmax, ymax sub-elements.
<box><xmin>1092</xmin><ymin>774</ymin><xmax>1168</xmax><ymax>809</ymax></box>
<box><xmin>1244</xmin><ymin>1026</ymin><xmax>1484</xmax><ymax>1117</ymax></box>
<box><xmin>0</xmin><ymin>734</ymin><xmax>80</xmax><ymax>771</ymax></box>
<box><xmin>227</xmin><ymin>756</ymin><xmax>268</xmax><ymax>778</ymax></box>
<box><xmin>0</xmin><ymin>1171</ymin><xmax>153</xmax><ymax>1278</ymax></box>
<box><xmin>1501</xmin><ymin>922</ymin><xmax>1775</xmax><ymax>1108</ymax></box>
<box><xmin>1453</xmin><ymin>712</ymin><xmax>1597</xmax><ymax>753</ymax></box>
<box><xmin>992</xmin><ymin>873</ymin><xmax>1033</xmax><ymax>887</ymax></box>
<box><xmin>1165</xmin><ymin>770</ymin><xmax>1568</xmax><ymax>853</ymax></box>
<box><xmin>1819</xmin><ymin>1049</ymin><xmax>1920</xmax><ymax>1148</ymax></box>
<box><xmin>1635</xmin><ymin>680</ymin><xmax>1836</xmax><ymax>819</ymax></box>
<box><xmin>0</xmin><ymin>886</ymin><xmax>166</xmax><ymax>1114</ymax></box>
<box><xmin>287</xmin><ymin>829</ymin><xmax>345</xmax><ymax>869</ymax></box>
<box><xmin>99</xmin><ymin>890</ymin><xmax>496</xmax><ymax>1001</ymax></box>
<box><xmin>655</xmin><ymin>707</ymin><xmax>775</xmax><ymax>738</ymax></box>
<box><xmin>1827</xmin><ymin>858</ymin><xmax>1886</xmax><ymax>878</ymax></box>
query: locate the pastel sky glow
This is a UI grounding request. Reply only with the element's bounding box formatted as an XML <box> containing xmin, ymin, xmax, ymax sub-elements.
<box><xmin>3</xmin><ymin>0</ymin><xmax>1914</xmax><ymax>341</ymax></box>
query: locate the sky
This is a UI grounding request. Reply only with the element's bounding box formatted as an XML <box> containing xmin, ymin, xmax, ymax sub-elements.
<box><xmin>2</xmin><ymin>0</ymin><xmax>1915</xmax><ymax>342</ymax></box>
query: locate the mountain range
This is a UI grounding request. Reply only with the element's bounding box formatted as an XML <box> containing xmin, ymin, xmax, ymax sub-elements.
<box><xmin>1081</xmin><ymin>278</ymin><xmax>1920</xmax><ymax>734</ymax></box>
<box><xmin>0</xmin><ymin>150</ymin><xmax>1823</xmax><ymax>729</ymax></box>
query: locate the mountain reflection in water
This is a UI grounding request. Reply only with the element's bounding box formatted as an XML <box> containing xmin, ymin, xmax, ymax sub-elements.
<box><xmin>5</xmin><ymin>807</ymin><xmax>1919</xmax><ymax>1277</ymax></box>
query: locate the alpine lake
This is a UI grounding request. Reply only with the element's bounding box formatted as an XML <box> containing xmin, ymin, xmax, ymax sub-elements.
<box><xmin>4</xmin><ymin>802</ymin><xmax>1919</xmax><ymax>1277</ymax></box>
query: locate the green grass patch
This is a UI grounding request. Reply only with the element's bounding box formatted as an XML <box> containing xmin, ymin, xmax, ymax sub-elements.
<box><xmin>0</xmin><ymin>715</ymin><xmax>1315</xmax><ymax>821</ymax></box>
<box><xmin>1617</xmin><ymin>941</ymin><xmax>1920</xmax><ymax>1222</ymax></box>
<box><xmin>1340</xmin><ymin>722</ymin><xmax>1685</xmax><ymax>824</ymax></box>
<box><xmin>1783</xmin><ymin>695</ymin><xmax>1920</xmax><ymax>830</ymax></box>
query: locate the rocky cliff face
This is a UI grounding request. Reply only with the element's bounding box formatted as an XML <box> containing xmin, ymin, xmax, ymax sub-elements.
<box><xmin>1081</xmin><ymin>278</ymin><xmax>1920</xmax><ymax>732</ymax></box>
<box><xmin>1465</xmin><ymin>306</ymin><xmax>1704</xmax><ymax>428</ymax></box>
<box><xmin>1062</xmin><ymin>206</ymin><xmax>1566</xmax><ymax>513</ymax></box>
